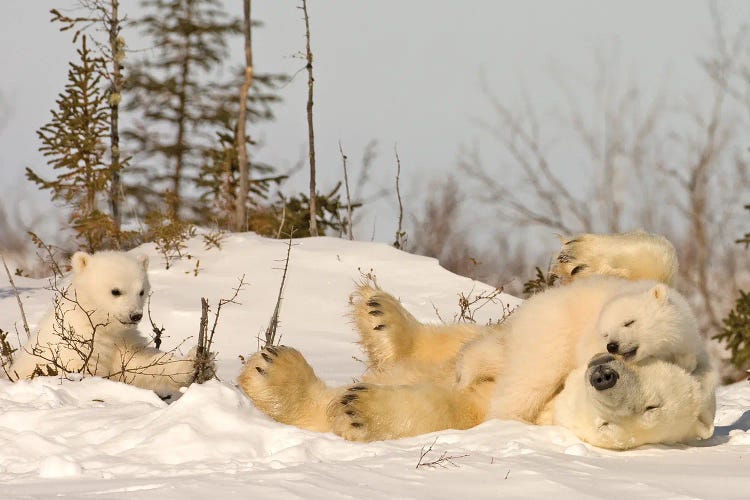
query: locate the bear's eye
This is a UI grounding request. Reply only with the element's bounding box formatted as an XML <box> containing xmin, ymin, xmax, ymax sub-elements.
<box><xmin>623</xmin><ymin>319</ymin><xmax>635</xmax><ymax>327</ymax></box>
<box><xmin>111</xmin><ymin>288</ymin><xmax>122</xmax><ymax>297</ymax></box>
<box><xmin>139</xmin><ymin>289</ymin><xmax>145</xmax><ymax>297</ymax></box>
<box><xmin>644</xmin><ymin>404</ymin><xmax>660</xmax><ymax>412</ymax></box>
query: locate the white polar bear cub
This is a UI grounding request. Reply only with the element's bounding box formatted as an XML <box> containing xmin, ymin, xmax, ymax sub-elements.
<box><xmin>10</xmin><ymin>251</ymin><xmax>198</xmax><ymax>395</ymax></box>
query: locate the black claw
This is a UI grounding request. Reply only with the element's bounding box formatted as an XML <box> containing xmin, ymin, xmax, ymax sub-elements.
<box><xmin>255</xmin><ymin>366</ymin><xmax>266</xmax><ymax>375</ymax></box>
<box><xmin>374</xmin><ymin>324</ymin><xmax>386</xmax><ymax>331</ymax></box>
<box><xmin>341</xmin><ymin>394</ymin><xmax>358</xmax><ymax>405</ymax></box>
<box><xmin>571</xmin><ymin>264</ymin><xmax>588</xmax><ymax>275</ymax></box>
<box><xmin>557</xmin><ymin>252</ymin><xmax>572</xmax><ymax>263</ymax></box>
<box><xmin>368</xmin><ymin>310</ymin><xmax>383</xmax><ymax>316</ymax></box>
<box><xmin>349</xmin><ymin>385</ymin><xmax>368</xmax><ymax>391</ymax></box>
<box><xmin>345</xmin><ymin>410</ymin><xmax>355</xmax><ymax>416</ymax></box>
<box><xmin>261</xmin><ymin>353</ymin><xmax>273</xmax><ymax>363</ymax></box>
<box><xmin>351</xmin><ymin>422</ymin><xmax>363</xmax><ymax>428</ymax></box>
<box><xmin>266</xmin><ymin>347</ymin><xmax>278</xmax><ymax>356</ymax></box>
<box><xmin>366</xmin><ymin>300</ymin><xmax>381</xmax><ymax>308</ymax></box>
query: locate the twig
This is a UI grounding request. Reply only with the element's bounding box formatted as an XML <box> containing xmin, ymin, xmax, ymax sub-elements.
<box><xmin>339</xmin><ymin>140</ymin><xmax>354</xmax><ymax>240</ymax></box>
<box><xmin>393</xmin><ymin>145</ymin><xmax>406</xmax><ymax>249</ymax></box>
<box><xmin>276</xmin><ymin>200</ymin><xmax>287</xmax><ymax>239</ymax></box>
<box><xmin>1</xmin><ymin>254</ymin><xmax>31</xmax><ymax>340</ymax></box>
<box><xmin>193</xmin><ymin>297</ymin><xmax>210</xmax><ymax>383</ymax></box>
<box><xmin>147</xmin><ymin>293</ymin><xmax>165</xmax><ymax>349</ymax></box>
<box><xmin>415</xmin><ymin>437</ymin><xmax>469</xmax><ymax>469</ymax></box>
<box><xmin>264</xmin><ymin>233</ymin><xmax>294</xmax><ymax>346</ymax></box>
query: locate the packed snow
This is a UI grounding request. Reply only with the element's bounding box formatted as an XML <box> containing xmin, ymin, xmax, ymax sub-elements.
<box><xmin>0</xmin><ymin>234</ymin><xmax>748</xmax><ymax>499</ymax></box>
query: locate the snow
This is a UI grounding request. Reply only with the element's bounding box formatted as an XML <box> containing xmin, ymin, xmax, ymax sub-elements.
<box><xmin>0</xmin><ymin>233</ymin><xmax>748</xmax><ymax>499</ymax></box>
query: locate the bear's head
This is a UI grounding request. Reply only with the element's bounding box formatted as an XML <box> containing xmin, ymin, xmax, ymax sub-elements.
<box><xmin>596</xmin><ymin>283</ymin><xmax>702</xmax><ymax>373</ymax></box>
<box><xmin>70</xmin><ymin>251</ymin><xmax>150</xmax><ymax>327</ymax></box>
<box><xmin>555</xmin><ymin>354</ymin><xmax>715</xmax><ymax>449</ymax></box>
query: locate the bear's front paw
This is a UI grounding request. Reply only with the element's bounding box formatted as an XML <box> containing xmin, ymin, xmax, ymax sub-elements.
<box><xmin>238</xmin><ymin>346</ymin><xmax>318</xmax><ymax>422</ymax></box>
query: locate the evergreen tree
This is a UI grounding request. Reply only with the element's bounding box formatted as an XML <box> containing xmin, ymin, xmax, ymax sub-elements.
<box><xmin>715</xmin><ymin>204</ymin><xmax>750</xmax><ymax>376</ymax></box>
<box><xmin>50</xmin><ymin>1</ymin><xmax>129</xmax><ymax>246</ymax></box>
<box><xmin>124</xmin><ymin>0</ymin><xmax>283</xmax><ymax>225</ymax></box>
<box><xmin>26</xmin><ymin>36</ymin><xmax>117</xmax><ymax>252</ymax></box>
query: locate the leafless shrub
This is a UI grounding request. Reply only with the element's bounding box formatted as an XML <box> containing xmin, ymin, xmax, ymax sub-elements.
<box><xmin>263</xmin><ymin>236</ymin><xmax>295</xmax><ymax>348</ymax></box>
<box><xmin>194</xmin><ymin>274</ymin><xmax>247</xmax><ymax>383</ymax></box>
<box><xmin>459</xmin><ymin>40</ymin><xmax>749</xmax><ymax>355</ymax></box>
<box><xmin>2</xmin><ymin>254</ymin><xmax>31</xmax><ymax>341</ymax></box>
<box><xmin>0</xmin><ymin>329</ymin><xmax>17</xmax><ymax>381</ymax></box>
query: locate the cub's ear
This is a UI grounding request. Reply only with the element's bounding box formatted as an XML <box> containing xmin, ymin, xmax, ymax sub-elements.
<box><xmin>649</xmin><ymin>283</ymin><xmax>669</xmax><ymax>303</ymax></box>
<box><xmin>71</xmin><ymin>251</ymin><xmax>91</xmax><ymax>273</ymax></box>
<box><xmin>135</xmin><ymin>254</ymin><xmax>149</xmax><ymax>271</ymax></box>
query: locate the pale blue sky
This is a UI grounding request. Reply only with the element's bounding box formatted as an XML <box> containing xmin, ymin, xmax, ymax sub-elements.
<box><xmin>0</xmin><ymin>1</ymin><xmax>744</xmax><ymax>245</ymax></box>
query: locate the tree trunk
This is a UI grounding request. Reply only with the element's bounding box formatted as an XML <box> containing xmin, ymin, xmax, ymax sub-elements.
<box><xmin>108</xmin><ymin>0</ymin><xmax>122</xmax><ymax>245</ymax></box>
<box><xmin>234</xmin><ymin>0</ymin><xmax>253</xmax><ymax>232</ymax></box>
<box><xmin>302</xmin><ymin>0</ymin><xmax>318</xmax><ymax>236</ymax></box>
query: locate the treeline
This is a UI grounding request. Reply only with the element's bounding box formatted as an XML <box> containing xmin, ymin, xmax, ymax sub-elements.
<box><xmin>27</xmin><ymin>0</ymin><xmax>349</xmax><ymax>256</ymax></box>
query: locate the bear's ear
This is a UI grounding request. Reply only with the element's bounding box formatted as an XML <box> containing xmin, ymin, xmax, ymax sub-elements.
<box><xmin>649</xmin><ymin>284</ymin><xmax>668</xmax><ymax>303</ymax></box>
<box><xmin>135</xmin><ymin>254</ymin><xmax>149</xmax><ymax>271</ymax></box>
<box><xmin>71</xmin><ymin>251</ymin><xmax>91</xmax><ymax>273</ymax></box>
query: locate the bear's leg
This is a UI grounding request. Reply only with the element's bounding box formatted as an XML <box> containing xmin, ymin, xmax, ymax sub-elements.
<box><xmin>109</xmin><ymin>340</ymin><xmax>195</xmax><ymax>394</ymax></box>
<box><xmin>352</xmin><ymin>285</ymin><xmax>486</xmax><ymax>369</ymax></box>
<box><xmin>238</xmin><ymin>346</ymin><xmax>338</xmax><ymax>432</ymax></box>
<box><xmin>327</xmin><ymin>381</ymin><xmax>489</xmax><ymax>441</ymax></box>
<box><xmin>553</xmin><ymin>231</ymin><xmax>677</xmax><ymax>285</ymax></box>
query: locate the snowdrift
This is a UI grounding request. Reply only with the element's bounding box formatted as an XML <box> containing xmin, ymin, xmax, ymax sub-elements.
<box><xmin>1</xmin><ymin>234</ymin><xmax>748</xmax><ymax>499</ymax></box>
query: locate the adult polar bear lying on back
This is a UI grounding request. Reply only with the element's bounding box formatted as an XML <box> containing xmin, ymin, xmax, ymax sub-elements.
<box><xmin>239</xmin><ymin>231</ymin><xmax>718</xmax><ymax>450</ymax></box>
<box><xmin>10</xmin><ymin>251</ymin><xmax>200</xmax><ymax>395</ymax></box>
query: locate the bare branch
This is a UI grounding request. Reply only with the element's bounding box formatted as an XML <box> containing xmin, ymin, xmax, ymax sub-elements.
<box><xmin>1</xmin><ymin>254</ymin><xmax>31</xmax><ymax>340</ymax></box>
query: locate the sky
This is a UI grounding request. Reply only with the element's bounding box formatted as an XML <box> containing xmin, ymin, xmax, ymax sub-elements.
<box><xmin>0</xmin><ymin>0</ymin><xmax>745</xmax><ymax>247</ymax></box>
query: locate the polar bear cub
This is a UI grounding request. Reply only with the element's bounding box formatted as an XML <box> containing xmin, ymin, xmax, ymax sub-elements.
<box><xmin>10</xmin><ymin>251</ymin><xmax>199</xmax><ymax>395</ymax></box>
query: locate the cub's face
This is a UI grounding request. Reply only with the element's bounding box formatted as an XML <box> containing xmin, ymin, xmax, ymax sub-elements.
<box><xmin>556</xmin><ymin>354</ymin><xmax>714</xmax><ymax>450</ymax></box>
<box><xmin>596</xmin><ymin>284</ymin><xmax>698</xmax><ymax>372</ymax></box>
<box><xmin>70</xmin><ymin>251</ymin><xmax>150</xmax><ymax>326</ymax></box>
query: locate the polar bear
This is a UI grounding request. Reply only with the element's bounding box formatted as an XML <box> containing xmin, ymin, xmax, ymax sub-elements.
<box><xmin>238</xmin><ymin>232</ymin><xmax>717</xmax><ymax>449</ymax></box>
<box><xmin>9</xmin><ymin>251</ymin><xmax>201</xmax><ymax>395</ymax></box>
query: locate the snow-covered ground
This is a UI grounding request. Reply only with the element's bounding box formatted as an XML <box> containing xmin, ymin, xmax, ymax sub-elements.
<box><xmin>0</xmin><ymin>234</ymin><xmax>748</xmax><ymax>499</ymax></box>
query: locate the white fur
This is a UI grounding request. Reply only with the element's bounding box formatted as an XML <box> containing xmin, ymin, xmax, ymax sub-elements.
<box><xmin>554</xmin><ymin>356</ymin><xmax>716</xmax><ymax>449</ymax></box>
<box><xmin>238</xmin><ymin>231</ymin><xmax>717</xmax><ymax>449</ymax></box>
<box><xmin>10</xmin><ymin>251</ymin><xmax>198</xmax><ymax>395</ymax></box>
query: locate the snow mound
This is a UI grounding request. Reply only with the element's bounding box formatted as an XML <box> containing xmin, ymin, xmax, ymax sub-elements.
<box><xmin>0</xmin><ymin>233</ymin><xmax>748</xmax><ymax>499</ymax></box>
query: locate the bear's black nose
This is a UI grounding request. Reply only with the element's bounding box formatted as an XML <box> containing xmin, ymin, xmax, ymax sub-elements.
<box><xmin>606</xmin><ymin>342</ymin><xmax>619</xmax><ymax>354</ymax></box>
<box><xmin>130</xmin><ymin>313</ymin><xmax>143</xmax><ymax>322</ymax></box>
<box><xmin>590</xmin><ymin>365</ymin><xmax>619</xmax><ymax>391</ymax></box>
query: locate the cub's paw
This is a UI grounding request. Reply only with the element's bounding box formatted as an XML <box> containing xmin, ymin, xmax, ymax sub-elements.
<box><xmin>238</xmin><ymin>346</ymin><xmax>317</xmax><ymax>422</ymax></box>
<box><xmin>553</xmin><ymin>231</ymin><xmax>677</xmax><ymax>285</ymax></box>
<box><xmin>553</xmin><ymin>235</ymin><xmax>600</xmax><ymax>284</ymax></box>
<box><xmin>328</xmin><ymin>384</ymin><xmax>394</xmax><ymax>442</ymax></box>
<box><xmin>350</xmin><ymin>285</ymin><xmax>418</xmax><ymax>366</ymax></box>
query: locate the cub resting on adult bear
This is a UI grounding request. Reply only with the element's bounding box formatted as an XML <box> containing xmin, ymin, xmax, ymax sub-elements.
<box><xmin>239</xmin><ymin>231</ymin><xmax>718</xmax><ymax>450</ymax></box>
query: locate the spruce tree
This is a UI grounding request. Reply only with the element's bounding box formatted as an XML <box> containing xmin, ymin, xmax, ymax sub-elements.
<box><xmin>50</xmin><ymin>1</ymin><xmax>129</xmax><ymax>245</ymax></box>
<box><xmin>125</xmin><ymin>0</ymin><xmax>284</xmax><ymax>226</ymax></box>
<box><xmin>715</xmin><ymin>205</ymin><xmax>750</xmax><ymax>375</ymax></box>
<box><xmin>26</xmin><ymin>36</ymin><xmax>117</xmax><ymax>252</ymax></box>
